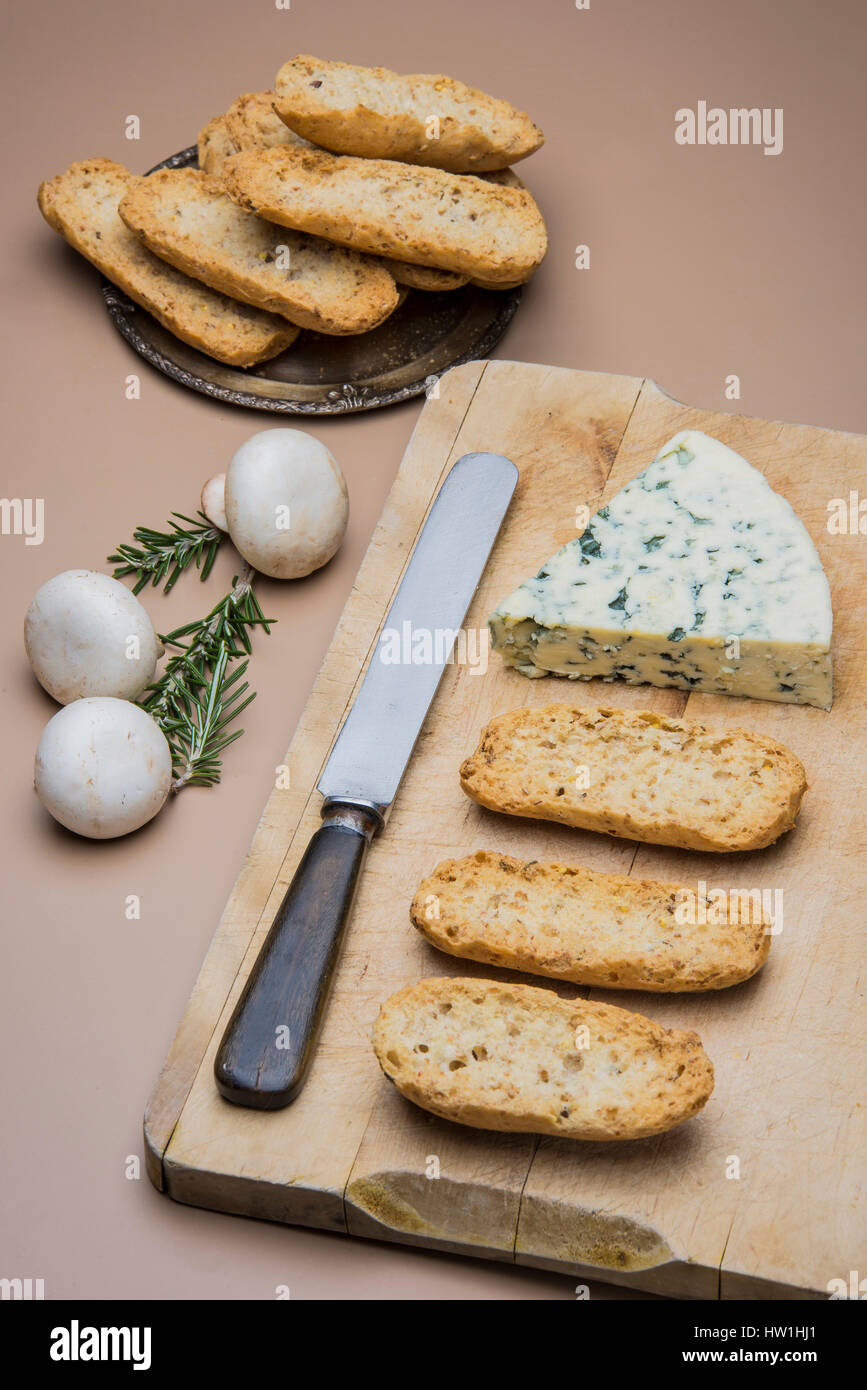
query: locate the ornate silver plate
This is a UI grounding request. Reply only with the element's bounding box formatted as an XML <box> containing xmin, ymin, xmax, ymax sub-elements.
<box><xmin>100</xmin><ymin>146</ymin><xmax>523</xmax><ymax>414</ymax></box>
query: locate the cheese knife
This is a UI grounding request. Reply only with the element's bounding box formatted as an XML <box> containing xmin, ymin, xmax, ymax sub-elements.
<box><xmin>214</xmin><ymin>451</ymin><xmax>518</xmax><ymax>1109</ymax></box>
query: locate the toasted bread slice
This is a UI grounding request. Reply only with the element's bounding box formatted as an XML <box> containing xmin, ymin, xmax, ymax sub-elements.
<box><xmin>373</xmin><ymin>977</ymin><xmax>714</xmax><ymax>1140</ymax></box>
<box><xmin>274</xmin><ymin>55</ymin><xmax>543</xmax><ymax>172</ymax></box>
<box><xmin>460</xmin><ymin>704</ymin><xmax>807</xmax><ymax>853</ymax></box>
<box><xmin>384</xmin><ymin>260</ymin><xmax>467</xmax><ymax>291</ymax></box>
<box><xmin>403</xmin><ymin>165</ymin><xmax>525</xmax><ymax>285</ymax></box>
<box><xmin>482</xmin><ymin>168</ymin><xmax>526</xmax><ymax>190</ymax></box>
<box><xmin>412</xmin><ymin>851</ymin><xmax>772</xmax><ymax>991</ymax></box>
<box><xmin>197</xmin><ymin>115</ymin><xmax>238</xmax><ymax>176</ymax></box>
<box><xmin>119</xmin><ymin>167</ymin><xmax>399</xmax><ymax>335</ymax></box>
<box><xmin>222</xmin><ymin>148</ymin><xmax>547</xmax><ymax>285</ymax></box>
<box><xmin>38</xmin><ymin>158</ymin><xmax>297</xmax><ymax>366</ymax></box>
<box><xmin>384</xmin><ymin>181</ymin><xmax>540</xmax><ymax>291</ymax></box>
<box><xmin>469</xmin><ymin>172</ymin><xmax>530</xmax><ymax>287</ymax></box>
<box><xmin>225</xmin><ymin>89</ymin><xmax>316</xmax><ymax>152</ymax></box>
<box><xmin>471</xmin><ymin>274</ymin><xmax>528</xmax><ymax>291</ymax></box>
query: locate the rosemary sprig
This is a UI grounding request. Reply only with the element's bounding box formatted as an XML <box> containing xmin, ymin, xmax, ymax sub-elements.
<box><xmin>137</xmin><ymin>564</ymin><xmax>275</xmax><ymax>787</ymax></box>
<box><xmin>155</xmin><ymin>646</ymin><xmax>256</xmax><ymax>789</ymax></box>
<box><xmin>108</xmin><ymin>511</ymin><xmax>224</xmax><ymax>594</ymax></box>
<box><xmin>110</xmin><ymin>502</ymin><xmax>276</xmax><ymax>786</ymax></box>
<box><xmin>159</xmin><ymin>567</ymin><xmax>272</xmax><ymax>662</ymax></box>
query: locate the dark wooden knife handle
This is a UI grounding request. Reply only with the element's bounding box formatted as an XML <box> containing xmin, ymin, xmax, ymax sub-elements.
<box><xmin>214</xmin><ymin>803</ymin><xmax>380</xmax><ymax>1109</ymax></box>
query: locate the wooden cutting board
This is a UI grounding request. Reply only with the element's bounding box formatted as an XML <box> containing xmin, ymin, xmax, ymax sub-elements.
<box><xmin>145</xmin><ymin>361</ymin><xmax>867</xmax><ymax>1300</ymax></box>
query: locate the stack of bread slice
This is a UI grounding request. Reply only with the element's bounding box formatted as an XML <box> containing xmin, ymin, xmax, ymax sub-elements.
<box><xmin>372</xmin><ymin>704</ymin><xmax>810</xmax><ymax>1140</ymax></box>
<box><xmin>37</xmin><ymin>56</ymin><xmax>548</xmax><ymax>367</ymax></box>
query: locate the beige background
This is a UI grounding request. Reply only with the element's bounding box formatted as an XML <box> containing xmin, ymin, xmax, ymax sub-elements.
<box><xmin>2</xmin><ymin>0</ymin><xmax>865</xmax><ymax>1300</ymax></box>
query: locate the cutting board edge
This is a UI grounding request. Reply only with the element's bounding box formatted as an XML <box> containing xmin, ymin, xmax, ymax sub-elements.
<box><xmin>625</xmin><ymin>371</ymin><xmax>867</xmax><ymax>443</ymax></box>
<box><xmin>155</xmin><ymin>1143</ymin><xmax>829</xmax><ymax>1301</ymax></box>
<box><xmin>162</xmin><ymin>1152</ymin><xmax>347</xmax><ymax>1234</ymax></box>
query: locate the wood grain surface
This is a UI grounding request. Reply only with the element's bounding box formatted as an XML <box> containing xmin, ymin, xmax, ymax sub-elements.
<box><xmin>145</xmin><ymin>360</ymin><xmax>867</xmax><ymax>1298</ymax></box>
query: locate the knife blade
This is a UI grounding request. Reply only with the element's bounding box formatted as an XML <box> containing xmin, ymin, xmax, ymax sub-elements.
<box><xmin>214</xmin><ymin>452</ymin><xmax>518</xmax><ymax>1109</ymax></box>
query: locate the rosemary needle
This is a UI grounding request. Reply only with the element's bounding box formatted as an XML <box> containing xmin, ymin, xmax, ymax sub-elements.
<box><xmin>108</xmin><ymin>511</ymin><xmax>224</xmax><ymax>595</ymax></box>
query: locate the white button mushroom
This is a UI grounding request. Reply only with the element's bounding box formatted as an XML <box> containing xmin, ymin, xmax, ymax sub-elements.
<box><xmin>24</xmin><ymin>570</ymin><xmax>163</xmax><ymax>705</ymax></box>
<box><xmin>224</xmin><ymin>429</ymin><xmax>349</xmax><ymax>579</ymax></box>
<box><xmin>35</xmin><ymin>697</ymin><xmax>173</xmax><ymax>839</ymax></box>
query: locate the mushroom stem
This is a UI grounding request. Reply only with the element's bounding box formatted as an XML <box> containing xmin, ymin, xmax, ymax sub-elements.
<box><xmin>200</xmin><ymin>473</ymin><xmax>229</xmax><ymax>532</ymax></box>
<box><xmin>231</xmin><ymin>561</ymin><xmax>257</xmax><ymax>603</ymax></box>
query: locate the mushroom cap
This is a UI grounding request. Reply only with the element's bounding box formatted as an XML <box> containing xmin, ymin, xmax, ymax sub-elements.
<box><xmin>24</xmin><ymin>569</ymin><xmax>162</xmax><ymax>705</ymax></box>
<box><xmin>34</xmin><ymin>697</ymin><xmax>172</xmax><ymax>839</ymax></box>
<box><xmin>224</xmin><ymin>429</ymin><xmax>349</xmax><ymax>579</ymax></box>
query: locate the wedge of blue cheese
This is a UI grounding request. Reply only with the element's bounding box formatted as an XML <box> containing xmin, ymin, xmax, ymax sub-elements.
<box><xmin>489</xmin><ymin>430</ymin><xmax>833</xmax><ymax>708</ymax></box>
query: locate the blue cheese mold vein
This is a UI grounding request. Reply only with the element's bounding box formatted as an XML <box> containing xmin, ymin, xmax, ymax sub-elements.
<box><xmin>488</xmin><ymin>430</ymin><xmax>833</xmax><ymax>709</ymax></box>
